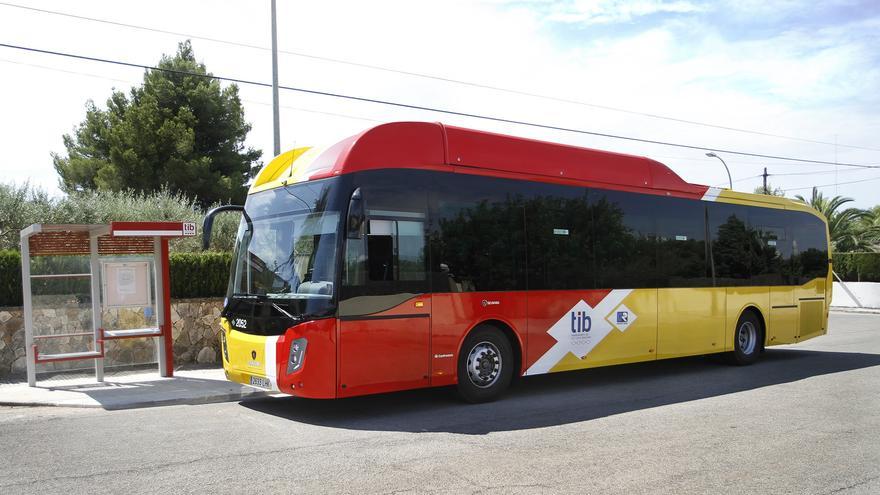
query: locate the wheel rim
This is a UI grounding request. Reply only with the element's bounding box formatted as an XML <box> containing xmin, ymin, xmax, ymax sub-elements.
<box><xmin>466</xmin><ymin>341</ymin><xmax>502</xmax><ymax>389</ymax></box>
<box><xmin>738</xmin><ymin>321</ymin><xmax>757</xmax><ymax>355</ymax></box>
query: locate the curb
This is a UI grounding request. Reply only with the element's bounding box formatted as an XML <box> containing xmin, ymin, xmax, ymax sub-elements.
<box><xmin>0</xmin><ymin>389</ymin><xmax>273</xmax><ymax>410</ymax></box>
<box><xmin>830</xmin><ymin>307</ymin><xmax>880</xmax><ymax>315</ymax></box>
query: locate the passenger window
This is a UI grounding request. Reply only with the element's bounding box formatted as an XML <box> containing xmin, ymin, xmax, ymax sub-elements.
<box><xmin>366</xmin><ymin>217</ymin><xmax>427</xmax><ymax>282</ymax></box>
<box><xmin>591</xmin><ymin>189</ymin><xmax>659</xmax><ymax>289</ymax></box>
<box><xmin>528</xmin><ymin>203</ymin><xmax>591</xmax><ymax>290</ymax></box>
<box><xmin>430</xmin><ymin>174</ymin><xmax>528</xmax><ymax>292</ymax></box>
<box><xmin>791</xmin><ymin>211</ymin><xmax>829</xmax><ymax>284</ymax></box>
<box><xmin>524</xmin><ymin>182</ymin><xmax>592</xmax><ymax>290</ymax></box>
<box><xmin>708</xmin><ymin>203</ymin><xmax>753</xmax><ymax>286</ymax></box>
<box><xmin>749</xmin><ymin>208</ymin><xmax>790</xmax><ymax>285</ymax></box>
<box><xmin>342</xmin><ymin>200</ymin><xmax>429</xmax><ymax>299</ymax></box>
<box><xmin>656</xmin><ymin>198</ymin><xmax>709</xmax><ymax>287</ymax></box>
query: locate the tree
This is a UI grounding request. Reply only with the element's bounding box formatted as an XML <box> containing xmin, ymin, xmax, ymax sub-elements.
<box><xmin>53</xmin><ymin>41</ymin><xmax>261</xmax><ymax>206</ymax></box>
<box><xmin>752</xmin><ymin>183</ymin><xmax>785</xmax><ymax>196</ymax></box>
<box><xmin>855</xmin><ymin>205</ymin><xmax>880</xmax><ymax>251</ymax></box>
<box><xmin>794</xmin><ymin>188</ymin><xmax>868</xmax><ymax>252</ymax></box>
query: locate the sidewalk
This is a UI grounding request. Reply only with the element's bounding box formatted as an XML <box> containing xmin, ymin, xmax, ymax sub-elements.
<box><xmin>0</xmin><ymin>368</ymin><xmax>272</xmax><ymax>410</ymax></box>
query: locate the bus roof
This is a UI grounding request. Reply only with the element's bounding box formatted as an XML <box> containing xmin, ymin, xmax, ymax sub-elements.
<box><xmin>250</xmin><ymin>121</ymin><xmax>809</xmax><ymax>211</ymax></box>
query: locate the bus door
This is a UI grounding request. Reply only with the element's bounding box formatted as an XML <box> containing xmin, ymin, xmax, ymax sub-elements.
<box><xmin>338</xmin><ymin>186</ymin><xmax>431</xmax><ymax>397</ymax></box>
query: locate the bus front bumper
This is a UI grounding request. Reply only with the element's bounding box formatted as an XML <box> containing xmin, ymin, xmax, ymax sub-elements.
<box><xmin>220</xmin><ymin>318</ymin><xmax>337</xmax><ymax>399</ymax></box>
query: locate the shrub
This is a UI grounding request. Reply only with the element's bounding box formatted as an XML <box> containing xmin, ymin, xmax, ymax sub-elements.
<box><xmin>168</xmin><ymin>252</ymin><xmax>233</xmax><ymax>298</ymax></box>
<box><xmin>0</xmin><ymin>183</ymin><xmax>242</xmax><ymax>252</ymax></box>
<box><xmin>0</xmin><ymin>250</ymin><xmax>22</xmax><ymax>307</ymax></box>
<box><xmin>833</xmin><ymin>252</ymin><xmax>880</xmax><ymax>282</ymax></box>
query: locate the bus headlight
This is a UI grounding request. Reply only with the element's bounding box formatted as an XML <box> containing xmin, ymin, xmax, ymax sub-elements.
<box><xmin>287</xmin><ymin>338</ymin><xmax>307</xmax><ymax>374</ymax></box>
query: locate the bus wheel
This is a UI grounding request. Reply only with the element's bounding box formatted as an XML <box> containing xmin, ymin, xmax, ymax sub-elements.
<box><xmin>457</xmin><ymin>326</ymin><xmax>514</xmax><ymax>403</ymax></box>
<box><xmin>730</xmin><ymin>311</ymin><xmax>762</xmax><ymax>366</ymax></box>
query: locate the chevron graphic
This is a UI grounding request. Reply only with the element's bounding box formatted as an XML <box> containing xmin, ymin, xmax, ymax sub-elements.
<box><xmin>525</xmin><ymin>289</ymin><xmax>633</xmax><ymax>375</ymax></box>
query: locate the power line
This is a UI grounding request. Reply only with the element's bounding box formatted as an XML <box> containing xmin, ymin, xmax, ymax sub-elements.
<box><xmin>10</xmin><ymin>53</ymin><xmax>870</xmax><ymax>194</ymax></box>
<box><xmin>244</xmin><ymin>99</ymin><xmax>381</xmax><ymax>123</ymax></box>
<box><xmin>3</xmin><ymin>0</ymin><xmax>879</xmax><ymax>154</ymax></box>
<box><xmin>652</xmin><ymin>154</ymin><xmax>856</xmax><ymax>169</ymax></box>
<box><xmin>770</xmin><ymin>168</ymin><xmax>866</xmax><ymax>177</ymax></box>
<box><xmin>714</xmin><ymin>174</ymin><xmax>763</xmax><ymax>187</ymax></box>
<box><xmin>2</xmin><ymin>41</ymin><xmax>879</xmax><ymax>170</ymax></box>
<box><xmin>0</xmin><ymin>57</ymin><xmax>382</xmax><ymax>124</ymax></box>
<box><xmin>715</xmin><ymin>168</ymin><xmax>868</xmax><ymax>188</ymax></box>
<box><xmin>0</xmin><ymin>57</ymin><xmax>134</xmax><ymax>84</ymax></box>
<box><xmin>783</xmin><ymin>175</ymin><xmax>880</xmax><ymax>193</ymax></box>
<box><xmin>8</xmin><ymin>53</ymin><xmax>868</xmax><ymax>163</ymax></box>
<box><xmin>12</xmin><ymin>47</ymin><xmax>840</xmax><ymax>170</ymax></box>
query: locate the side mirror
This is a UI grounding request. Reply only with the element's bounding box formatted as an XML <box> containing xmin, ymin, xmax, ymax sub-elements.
<box><xmin>346</xmin><ymin>188</ymin><xmax>364</xmax><ymax>239</ymax></box>
<box><xmin>202</xmin><ymin>205</ymin><xmax>244</xmax><ymax>250</ymax></box>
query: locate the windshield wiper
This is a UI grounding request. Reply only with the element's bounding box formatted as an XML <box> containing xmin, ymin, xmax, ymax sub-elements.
<box><xmin>271</xmin><ymin>302</ymin><xmax>301</xmax><ymax>321</ymax></box>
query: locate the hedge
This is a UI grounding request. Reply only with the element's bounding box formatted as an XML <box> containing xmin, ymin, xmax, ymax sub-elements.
<box><xmin>168</xmin><ymin>252</ymin><xmax>233</xmax><ymax>299</ymax></box>
<box><xmin>833</xmin><ymin>252</ymin><xmax>880</xmax><ymax>282</ymax></box>
<box><xmin>0</xmin><ymin>250</ymin><xmax>22</xmax><ymax>307</ymax></box>
<box><xmin>0</xmin><ymin>250</ymin><xmax>232</xmax><ymax>307</ymax></box>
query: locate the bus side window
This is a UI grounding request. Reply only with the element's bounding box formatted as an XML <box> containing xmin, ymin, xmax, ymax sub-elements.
<box><xmin>340</xmin><ymin>172</ymin><xmax>430</xmax><ymax>302</ymax></box>
<box><xmin>655</xmin><ymin>198</ymin><xmax>708</xmax><ymax>288</ymax></box>
<box><xmin>343</xmin><ymin>236</ymin><xmax>367</xmax><ymax>287</ymax></box>
<box><xmin>365</xmin><ymin>218</ymin><xmax>427</xmax><ymax>282</ymax></box>
<box><xmin>367</xmin><ymin>219</ymin><xmax>395</xmax><ymax>281</ymax></box>
<box><xmin>748</xmin><ymin>207</ymin><xmax>790</xmax><ymax>285</ymax></box>
<box><xmin>591</xmin><ymin>189</ymin><xmax>658</xmax><ymax>289</ymax></box>
<box><xmin>430</xmin><ymin>174</ymin><xmax>528</xmax><ymax>292</ymax></box>
<box><xmin>708</xmin><ymin>203</ymin><xmax>752</xmax><ymax>286</ymax></box>
<box><xmin>790</xmin><ymin>212</ymin><xmax>829</xmax><ymax>284</ymax></box>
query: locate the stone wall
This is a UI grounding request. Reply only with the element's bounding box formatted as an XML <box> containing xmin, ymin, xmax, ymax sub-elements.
<box><xmin>0</xmin><ymin>298</ymin><xmax>224</xmax><ymax>378</ymax></box>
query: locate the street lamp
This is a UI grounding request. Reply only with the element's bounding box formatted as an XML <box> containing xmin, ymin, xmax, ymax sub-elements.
<box><xmin>705</xmin><ymin>152</ymin><xmax>733</xmax><ymax>190</ymax></box>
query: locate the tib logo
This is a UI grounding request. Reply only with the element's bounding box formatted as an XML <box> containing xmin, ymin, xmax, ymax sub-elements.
<box><xmin>571</xmin><ymin>310</ymin><xmax>592</xmax><ymax>334</ymax></box>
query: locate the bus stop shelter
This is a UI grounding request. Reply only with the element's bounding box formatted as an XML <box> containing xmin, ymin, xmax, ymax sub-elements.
<box><xmin>20</xmin><ymin>221</ymin><xmax>196</xmax><ymax>387</ymax></box>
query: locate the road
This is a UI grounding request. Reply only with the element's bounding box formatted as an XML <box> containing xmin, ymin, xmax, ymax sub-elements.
<box><xmin>1</xmin><ymin>312</ymin><xmax>878</xmax><ymax>494</ymax></box>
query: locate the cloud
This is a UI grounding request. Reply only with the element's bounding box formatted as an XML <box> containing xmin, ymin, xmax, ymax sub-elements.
<box><xmin>542</xmin><ymin>0</ymin><xmax>706</xmax><ymax>24</ymax></box>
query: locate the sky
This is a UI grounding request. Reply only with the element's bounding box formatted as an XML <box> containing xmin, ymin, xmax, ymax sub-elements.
<box><xmin>1</xmin><ymin>0</ymin><xmax>879</xmax><ymax>207</ymax></box>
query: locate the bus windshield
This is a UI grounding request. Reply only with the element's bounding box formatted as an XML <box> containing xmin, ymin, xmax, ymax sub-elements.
<box><xmin>228</xmin><ymin>179</ymin><xmax>341</xmax><ymax>306</ymax></box>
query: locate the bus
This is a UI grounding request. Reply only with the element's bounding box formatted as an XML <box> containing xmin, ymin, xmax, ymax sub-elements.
<box><xmin>205</xmin><ymin>122</ymin><xmax>831</xmax><ymax>403</ymax></box>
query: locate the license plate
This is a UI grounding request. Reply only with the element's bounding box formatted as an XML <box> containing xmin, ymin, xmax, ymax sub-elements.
<box><xmin>249</xmin><ymin>376</ymin><xmax>272</xmax><ymax>390</ymax></box>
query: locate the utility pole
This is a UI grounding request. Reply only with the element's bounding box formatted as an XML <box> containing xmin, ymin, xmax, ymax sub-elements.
<box><xmin>271</xmin><ymin>0</ymin><xmax>281</xmax><ymax>157</ymax></box>
<box><xmin>762</xmin><ymin>167</ymin><xmax>769</xmax><ymax>194</ymax></box>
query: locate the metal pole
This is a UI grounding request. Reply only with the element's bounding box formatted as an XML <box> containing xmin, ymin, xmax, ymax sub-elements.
<box><xmin>21</xmin><ymin>231</ymin><xmax>36</xmax><ymax>387</ymax></box>
<box><xmin>271</xmin><ymin>0</ymin><xmax>281</xmax><ymax>156</ymax></box>
<box><xmin>90</xmin><ymin>233</ymin><xmax>104</xmax><ymax>382</ymax></box>
<box><xmin>763</xmin><ymin>167</ymin><xmax>768</xmax><ymax>194</ymax></box>
<box><xmin>155</xmin><ymin>237</ymin><xmax>174</xmax><ymax>377</ymax></box>
<box><xmin>705</xmin><ymin>152</ymin><xmax>733</xmax><ymax>190</ymax></box>
<box><xmin>162</xmin><ymin>238</ymin><xmax>174</xmax><ymax>377</ymax></box>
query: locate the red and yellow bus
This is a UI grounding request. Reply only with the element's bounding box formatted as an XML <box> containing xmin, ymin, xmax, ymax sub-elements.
<box><xmin>206</xmin><ymin>122</ymin><xmax>831</xmax><ymax>402</ymax></box>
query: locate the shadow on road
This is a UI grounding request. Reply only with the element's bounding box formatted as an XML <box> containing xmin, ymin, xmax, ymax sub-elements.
<box><xmin>240</xmin><ymin>349</ymin><xmax>880</xmax><ymax>434</ymax></box>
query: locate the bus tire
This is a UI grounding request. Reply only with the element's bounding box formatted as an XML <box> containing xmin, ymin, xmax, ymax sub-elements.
<box><xmin>456</xmin><ymin>325</ymin><xmax>514</xmax><ymax>403</ymax></box>
<box><xmin>729</xmin><ymin>310</ymin><xmax>762</xmax><ymax>366</ymax></box>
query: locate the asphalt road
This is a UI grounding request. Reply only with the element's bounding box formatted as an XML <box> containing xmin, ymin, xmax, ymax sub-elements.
<box><xmin>1</xmin><ymin>311</ymin><xmax>878</xmax><ymax>494</ymax></box>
